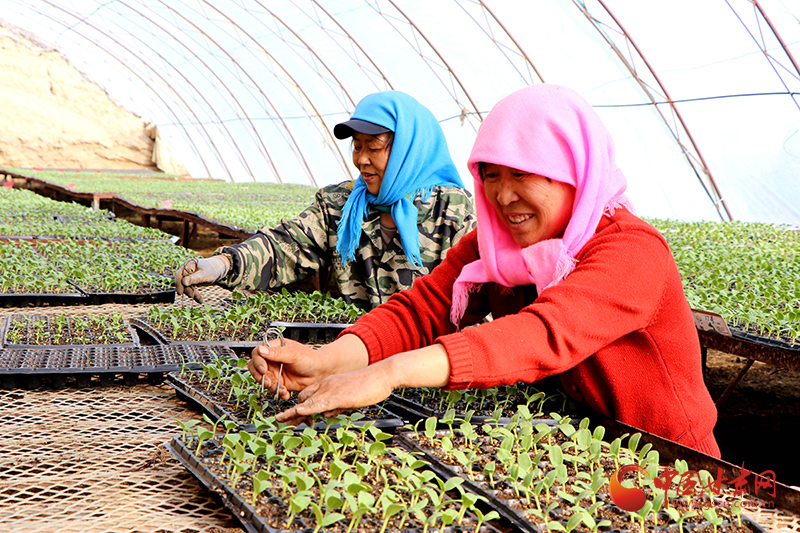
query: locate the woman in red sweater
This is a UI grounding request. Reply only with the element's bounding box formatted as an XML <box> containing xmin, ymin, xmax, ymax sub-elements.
<box><xmin>249</xmin><ymin>85</ymin><xmax>720</xmax><ymax>457</ymax></box>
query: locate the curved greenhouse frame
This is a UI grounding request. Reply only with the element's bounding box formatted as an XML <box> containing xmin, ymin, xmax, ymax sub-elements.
<box><xmin>1</xmin><ymin>0</ymin><xmax>798</xmax><ymax>224</ymax></box>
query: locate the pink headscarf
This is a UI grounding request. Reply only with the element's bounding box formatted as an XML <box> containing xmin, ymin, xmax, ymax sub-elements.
<box><xmin>451</xmin><ymin>85</ymin><xmax>633</xmax><ymax>326</ymax></box>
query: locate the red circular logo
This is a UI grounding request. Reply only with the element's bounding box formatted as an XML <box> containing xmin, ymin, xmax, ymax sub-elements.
<box><xmin>609</xmin><ymin>464</ymin><xmax>647</xmax><ymax>512</ymax></box>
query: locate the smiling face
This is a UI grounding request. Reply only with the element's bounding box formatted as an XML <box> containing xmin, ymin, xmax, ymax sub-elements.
<box><xmin>352</xmin><ymin>132</ymin><xmax>392</xmax><ymax>195</ymax></box>
<box><xmin>481</xmin><ymin>163</ymin><xmax>576</xmax><ymax>248</ymax></box>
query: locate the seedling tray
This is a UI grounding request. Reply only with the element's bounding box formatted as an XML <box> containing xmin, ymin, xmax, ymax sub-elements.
<box><xmin>167</xmin><ymin>370</ymin><xmax>405</xmax><ymax>432</ymax></box>
<box><xmin>1</xmin><ymin>314</ymin><xmax>140</xmax><ymax>349</ymax></box>
<box><xmin>395</xmin><ymin>428</ymin><xmax>546</xmax><ymax>533</ymax></box>
<box><xmin>0</xmin><ymin>291</ymin><xmax>89</xmax><ymax>308</ymax></box>
<box><xmin>0</xmin><ymin>344</ymin><xmax>232</xmax><ymax>375</ymax></box>
<box><xmin>166</xmin><ymin>437</ymin><xmax>273</xmax><ymax>533</ymax></box>
<box><xmin>167</xmin><ymin>434</ymin><xmax>504</xmax><ymax>533</ymax></box>
<box><xmin>130</xmin><ymin>317</ymin><xmax>267</xmax><ymax>349</ymax></box>
<box><xmin>386</xmin><ymin>385</ymin><xmax>545</xmax><ymax>427</ymax></box>
<box><xmin>395</xmin><ymin>427</ymin><xmax>768</xmax><ymax>533</ymax></box>
<box><xmin>698</xmin><ymin>327</ymin><xmax>800</xmax><ymax>373</ymax></box>
<box><xmin>269</xmin><ymin>321</ymin><xmax>349</xmax><ymax>344</ymax></box>
<box><xmin>588</xmin><ymin>414</ymin><xmax>800</xmax><ymax>517</ymax></box>
<box><xmin>84</xmin><ymin>288</ymin><xmax>176</xmax><ymax>305</ymax></box>
<box><xmin>386</xmin><ymin>393</ymin><xmax>513</xmax><ymax>427</ymax></box>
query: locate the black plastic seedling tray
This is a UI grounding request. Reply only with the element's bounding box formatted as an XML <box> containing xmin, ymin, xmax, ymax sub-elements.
<box><xmin>1</xmin><ymin>314</ymin><xmax>140</xmax><ymax>349</ymax></box>
<box><xmin>0</xmin><ymin>344</ymin><xmax>232</xmax><ymax>375</ymax></box>
<box><xmin>167</xmin><ymin>370</ymin><xmax>405</xmax><ymax>433</ymax></box>
<box><xmin>84</xmin><ymin>288</ymin><xmax>176</xmax><ymax>305</ymax></box>
<box><xmin>131</xmin><ymin>317</ymin><xmax>350</xmax><ymax>348</ymax></box>
<box><xmin>386</xmin><ymin>392</ymin><xmax>514</xmax><ymax>427</ymax></box>
<box><xmin>0</xmin><ymin>292</ymin><xmax>89</xmax><ymax>308</ymax></box>
<box><xmin>130</xmin><ymin>317</ymin><xmax>267</xmax><ymax>349</ymax></box>
<box><xmin>167</xmin><ymin>435</ymin><xmax>505</xmax><ymax>533</ymax></box>
<box><xmin>588</xmin><ymin>414</ymin><xmax>800</xmax><ymax>517</ymax></box>
<box><xmin>166</xmin><ymin>437</ymin><xmax>274</xmax><ymax>533</ymax></box>
<box><xmin>268</xmin><ymin>321</ymin><xmax>350</xmax><ymax>344</ymax></box>
<box><xmin>395</xmin><ymin>428</ymin><xmax>545</xmax><ymax>533</ymax></box>
<box><xmin>395</xmin><ymin>429</ymin><xmax>767</xmax><ymax>533</ymax></box>
<box><xmin>698</xmin><ymin>327</ymin><xmax>800</xmax><ymax>373</ymax></box>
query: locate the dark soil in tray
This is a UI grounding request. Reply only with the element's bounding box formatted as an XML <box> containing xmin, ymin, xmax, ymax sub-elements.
<box><xmin>131</xmin><ymin>316</ymin><xmax>269</xmax><ymax>345</ymax></box>
<box><xmin>391</xmin><ymin>383</ymin><xmax>565</xmax><ymax>423</ymax></box>
<box><xmin>392</xmin><ymin>383</ymin><xmax>556</xmax><ymax>418</ymax></box>
<box><xmin>2</xmin><ymin>313</ymin><xmax>138</xmax><ymax>347</ymax></box>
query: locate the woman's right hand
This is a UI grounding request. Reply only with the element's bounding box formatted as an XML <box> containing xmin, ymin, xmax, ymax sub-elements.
<box><xmin>247</xmin><ymin>339</ymin><xmax>326</xmax><ymax>400</ymax></box>
<box><xmin>247</xmin><ymin>334</ymin><xmax>370</xmax><ymax>400</ymax></box>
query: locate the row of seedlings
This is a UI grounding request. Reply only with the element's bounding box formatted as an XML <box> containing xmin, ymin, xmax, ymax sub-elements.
<box><xmin>137</xmin><ymin>290</ymin><xmax>365</xmax><ymax>346</ymax></box>
<box><xmin>136</xmin><ymin>304</ymin><xmax>271</xmax><ymax>346</ymax></box>
<box><xmin>228</xmin><ymin>289</ymin><xmax>366</xmax><ymax>325</ymax></box>
<box><xmin>0</xmin><ymin>238</ymin><xmax>78</xmax><ymax>298</ymax></box>
<box><xmin>649</xmin><ymin>218</ymin><xmax>800</xmax><ymax>346</ymax></box>
<box><xmin>170</xmin><ymin>382</ymin><xmax>767</xmax><ymax>533</ymax></box>
<box><xmin>0</xmin><ymin>237</ymin><xmax>193</xmax><ymax>304</ymax></box>
<box><xmin>390</xmin><ymin>383</ymin><xmax>570</xmax><ymax>426</ymax></box>
<box><xmin>8</xmin><ymin>168</ymin><xmax>317</xmax><ymax>231</ymax></box>
<box><xmin>0</xmin><ymin>185</ymin><xmax>169</xmax><ymax>240</ymax></box>
<box><xmin>402</xmin><ymin>407</ymin><xmax>768</xmax><ymax>533</ymax></box>
<box><xmin>2</xmin><ymin>313</ymin><xmax>137</xmax><ymax>348</ymax></box>
<box><xmin>172</xmin><ymin>413</ymin><xmax>503</xmax><ymax>532</ymax></box>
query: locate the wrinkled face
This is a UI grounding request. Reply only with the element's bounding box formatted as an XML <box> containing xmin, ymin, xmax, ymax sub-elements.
<box><xmin>352</xmin><ymin>132</ymin><xmax>392</xmax><ymax>196</ymax></box>
<box><xmin>481</xmin><ymin>163</ymin><xmax>576</xmax><ymax>248</ymax></box>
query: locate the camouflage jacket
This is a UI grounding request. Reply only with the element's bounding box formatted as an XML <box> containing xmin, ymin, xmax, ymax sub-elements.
<box><xmin>217</xmin><ymin>180</ymin><xmax>476</xmax><ymax>310</ymax></box>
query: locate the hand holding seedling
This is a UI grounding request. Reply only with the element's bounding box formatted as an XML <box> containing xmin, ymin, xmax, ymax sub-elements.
<box><xmin>247</xmin><ymin>333</ymin><xmax>370</xmax><ymax>401</ymax></box>
<box><xmin>262</xmin><ymin>328</ymin><xmax>285</xmax><ymax>399</ymax></box>
<box><xmin>275</xmin><ymin>362</ymin><xmax>396</xmax><ymax>425</ymax></box>
<box><xmin>174</xmin><ymin>256</ymin><xmax>230</xmax><ymax>303</ymax></box>
<box><xmin>248</xmin><ymin>338</ymin><xmax>321</xmax><ymax>400</ymax></box>
<box><xmin>274</xmin><ymin>343</ymin><xmax>450</xmax><ymax>425</ymax></box>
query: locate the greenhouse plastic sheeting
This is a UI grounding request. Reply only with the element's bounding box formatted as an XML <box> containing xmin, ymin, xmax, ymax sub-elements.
<box><xmin>1</xmin><ymin>0</ymin><xmax>798</xmax><ymax>225</ymax></box>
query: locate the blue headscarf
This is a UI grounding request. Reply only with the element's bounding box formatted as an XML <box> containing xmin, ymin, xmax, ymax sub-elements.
<box><xmin>336</xmin><ymin>91</ymin><xmax>464</xmax><ymax>266</ymax></box>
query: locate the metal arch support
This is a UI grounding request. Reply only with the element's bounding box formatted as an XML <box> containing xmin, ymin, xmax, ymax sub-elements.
<box><xmin>160</xmin><ymin>0</ymin><xmax>324</xmax><ymax>186</ymax></box>
<box><xmin>470</xmin><ymin>0</ymin><xmax>546</xmax><ymax>85</ymax></box>
<box><xmin>253</xmin><ymin>2</ymin><xmax>357</xmax><ymax>109</ymax></box>
<box><xmin>752</xmin><ymin>0</ymin><xmax>800</xmax><ymax>80</ymax></box>
<box><xmin>248</xmin><ymin>1</ymin><xmax>358</xmax><ymax>174</ymax></box>
<box><xmin>307</xmin><ymin>0</ymin><xmax>395</xmax><ymax>93</ymax></box>
<box><xmin>574</xmin><ymin>0</ymin><xmax>734</xmax><ymax>222</ymax></box>
<box><xmin>30</xmin><ymin>2</ymin><xmax>226</xmax><ymax>179</ymax></box>
<box><xmin>728</xmin><ymin>0</ymin><xmax>800</xmax><ymax>113</ymax></box>
<box><xmin>193</xmin><ymin>0</ymin><xmax>360</xmax><ymax>184</ymax></box>
<box><xmin>116</xmin><ymin>0</ymin><xmax>270</xmax><ymax>182</ymax></box>
<box><xmin>376</xmin><ymin>0</ymin><xmax>483</xmax><ymax>124</ymax></box>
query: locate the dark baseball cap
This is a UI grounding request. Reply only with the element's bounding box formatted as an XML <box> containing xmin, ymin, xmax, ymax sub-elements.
<box><xmin>333</xmin><ymin>118</ymin><xmax>392</xmax><ymax>140</ymax></box>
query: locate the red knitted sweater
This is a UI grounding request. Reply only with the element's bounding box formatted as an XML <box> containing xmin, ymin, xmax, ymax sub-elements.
<box><xmin>346</xmin><ymin>209</ymin><xmax>720</xmax><ymax>457</ymax></box>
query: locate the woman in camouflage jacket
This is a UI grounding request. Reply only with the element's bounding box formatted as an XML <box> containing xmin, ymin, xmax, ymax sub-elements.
<box><xmin>175</xmin><ymin>91</ymin><xmax>476</xmax><ymax>310</ymax></box>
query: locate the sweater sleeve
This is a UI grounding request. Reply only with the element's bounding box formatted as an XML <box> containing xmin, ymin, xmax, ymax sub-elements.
<box><xmin>439</xmin><ymin>218</ymin><xmax>674</xmax><ymax>389</ymax></box>
<box><xmin>344</xmin><ymin>229</ymin><xmax>485</xmax><ymax>362</ymax></box>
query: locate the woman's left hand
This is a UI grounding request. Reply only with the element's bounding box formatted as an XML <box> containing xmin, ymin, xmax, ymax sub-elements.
<box><xmin>274</xmin><ymin>361</ymin><xmax>395</xmax><ymax>426</ymax></box>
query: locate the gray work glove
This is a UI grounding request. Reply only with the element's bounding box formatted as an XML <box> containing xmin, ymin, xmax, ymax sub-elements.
<box><xmin>175</xmin><ymin>255</ymin><xmax>230</xmax><ymax>303</ymax></box>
